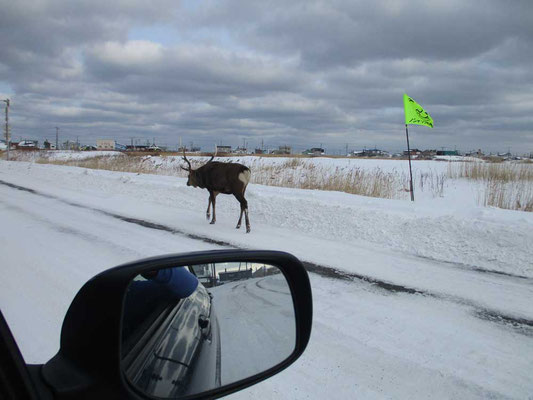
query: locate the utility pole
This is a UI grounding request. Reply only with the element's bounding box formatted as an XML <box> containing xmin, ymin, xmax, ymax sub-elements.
<box><xmin>3</xmin><ymin>99</ymin><xmax>9</xmax><ymax>160</ymax></box>
<box><xmin>55</xmin><ymin>127</ymin><xmax>59</xmax><ymax>150</ymax></box>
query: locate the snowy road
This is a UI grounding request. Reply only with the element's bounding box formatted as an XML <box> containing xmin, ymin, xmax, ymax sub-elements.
<box><xmin>211</xmin><ymin>275</ymin><xmax>295</xmax><ymax>385</ymax></box>
<box><xmin>1</xmin><ymin>161</ymin><xmax>532</xmax><ymax>398</ymax></box>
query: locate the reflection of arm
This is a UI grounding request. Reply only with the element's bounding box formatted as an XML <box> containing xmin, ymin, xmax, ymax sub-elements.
<box><xmin>122</xmin><ymin>280</ymin><xmax>179</xmax><ymax>358</ymax></box>
<box><xmin>122</xmin><ymin>268</ymin><xmax>199</xmax><ymax>357</ymax></box>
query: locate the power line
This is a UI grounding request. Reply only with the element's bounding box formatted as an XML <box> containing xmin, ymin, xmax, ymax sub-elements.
<box><xmin>2</xmin><ymin>99</ymin><xmax>9</xmax><ymax>160</ymax></box>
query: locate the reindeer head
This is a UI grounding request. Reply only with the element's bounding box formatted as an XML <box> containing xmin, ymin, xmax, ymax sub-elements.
<box><xmin>181</xmin><ymin>149</ymin><xmax>216</xmax><ymax>187</ymax></box>
<box><xmin>180</xmin><ymin>152</ymin><xmax>197</xmax><ymax>187</ymax></box>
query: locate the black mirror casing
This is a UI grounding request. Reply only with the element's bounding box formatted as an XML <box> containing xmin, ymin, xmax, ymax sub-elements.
<box><xmin>41</xmin><ymin>250</ymin><xmax>313</xmax><ymax>399</ymax></box>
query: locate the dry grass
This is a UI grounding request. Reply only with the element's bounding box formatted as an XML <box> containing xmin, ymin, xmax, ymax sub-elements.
<box><xmin>418</xmin><ymin>171</ymin><xmax>446</xmax><ymax>197</ymax></box>
<box><xmin>250</xmin><ymin>158</ymin><xmax>402</xmax><ymax>198</ymax></box>
<box><xmin>36</xmin><ymin>156</ymin><xmax>162</xmax><ymax>175</ymax></box>
<box><xmin>34</xmin><ymin>154</ymin><xmax>189</xmax><ymax>177</ymax></box>
<box><xmin>483</xmin><ymin>181</ymin><xmax>533</xmax><ymax>212</ymax></box>
<box><xmin>31</xmin><ymin>154</ymin><xmax>416</xmax><ymax>200</ymax></box>
<box><xmin>447</xmin><ymin>162</ymin><xmax>533</xmax><ymax>181</ymax></box>
<box><xmin>254</xmin><ymin>164</ymin><xmax>401</xmax><ymax>198</ymax></box>
<box><xmin>448</xmin><ymin>162</ymin><xmax>533</xmax><ymax>211</ymax></box>
<box><xmin>9</xmin><ymin>152</ymin><xmax>481</xmax><ymax>204</ymax></box>
<box><xmin>250</xmin><ymin>158</ymin><xmax>446</xmax><ymax>200</ymax></box>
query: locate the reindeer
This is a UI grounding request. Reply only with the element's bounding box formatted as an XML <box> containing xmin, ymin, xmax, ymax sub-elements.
<box><xmin>181</xmin><ymin>150</ymin><xmax>251</xmax><ymax>233</ymax></box>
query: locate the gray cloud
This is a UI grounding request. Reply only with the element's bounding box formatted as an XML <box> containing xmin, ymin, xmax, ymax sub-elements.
<box><xmin>1</xmin><ymin>0</ymin><xmax>532</xmax><ymax>154</ymax></box>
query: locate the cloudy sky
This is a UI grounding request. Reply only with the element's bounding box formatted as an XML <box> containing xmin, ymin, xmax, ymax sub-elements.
<box><xmin>1</xmin><ymin>0</ymin><xmax>532</xmax><ymax>154</ymax></box>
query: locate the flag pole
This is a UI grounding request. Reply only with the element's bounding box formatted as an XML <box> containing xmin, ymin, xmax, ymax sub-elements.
<box><xmin>405</xmin><ymin>124</ymin><xmax>415</xmax><ymax>201</ymax></box>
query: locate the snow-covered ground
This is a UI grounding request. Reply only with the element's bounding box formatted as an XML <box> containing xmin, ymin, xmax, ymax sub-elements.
<box><xmin>212</xmin><ymin>274</ymin><xmax>295</xmax><ymax>385</ymax></box>
<box><xmin>11</xmin><ymin>149</ymin><xmax>124</xmax><ymax>161</ymax></box>
<box><xmin>0</xmin><ymin>159</ymin><xmax>532</xmax><ymax>399</ymax></box>
<box><xmin>10</xmin><ymin>150</ymin><xmax>533</xmax><ymax>208</ymax></box>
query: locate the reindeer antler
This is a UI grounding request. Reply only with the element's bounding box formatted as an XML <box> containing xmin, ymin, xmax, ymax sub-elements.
<box><xmin>207</xmin><ymin>145</ymin><xmax>218</xmax><ymax>163</ymax></box>
<box><xmin>181</xmin><ymin>149</ymin><xmax>192</xmax><ymax>171</ymax></box>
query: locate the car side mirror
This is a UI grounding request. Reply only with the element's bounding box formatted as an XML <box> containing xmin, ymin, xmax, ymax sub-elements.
<box><xmin>41</xmin><ymin>250</ymin><xmax>312</xmax><ymax>399</ymax></box>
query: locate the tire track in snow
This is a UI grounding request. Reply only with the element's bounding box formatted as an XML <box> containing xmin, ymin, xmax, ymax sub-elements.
<box><xmin>0</xmin><ymin>198</ymin><xmax>146</xmax><ymax>259</ymax></box>
<box><xmin>413</xmin><ymin>254</ymin><xmax>531</xmax><ymax>280</ymax></box>
<box><xmin>1</xmin><ymin>179</ymin><xmax>532</xmax><ymax>337</ymax></box>
<box><xmin>255</xmin><ymin>279</ymin><xmax>291</xmax><ymax>296</ymax></box>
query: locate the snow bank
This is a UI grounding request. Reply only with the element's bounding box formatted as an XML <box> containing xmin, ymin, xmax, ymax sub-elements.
<box><xmin>1</xmin><ymin>160</ymin><xmax>531</xmax><ymax>279</ymax></box>
<box><xmin>8</xmin><ymin>150</ymin><xmax>124</xmax><ymax>162</ymax></box>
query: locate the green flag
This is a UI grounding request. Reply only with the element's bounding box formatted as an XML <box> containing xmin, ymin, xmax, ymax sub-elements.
<box><xmin>403</xmin><ymin>94</ymin><xmax>434</xmax><ymax>128</ymax></box>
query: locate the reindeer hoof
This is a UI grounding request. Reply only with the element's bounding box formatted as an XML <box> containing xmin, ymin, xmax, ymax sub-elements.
<box><xmin>246</xmin><ymin>226</ymin><xmax>251</xmax><ymax>233</ymax></box>
<box><xmin>206</xmin><ymin>213</ymin><xmax>210</xmax><ymax>220</ymax></box>
<box><xmin>236</xmin><ymin>224</ymin><xmax>241</xmax><ymax>229</ymax></box>
<box><xmin>210</xmin><ymin>220</ymin><xmax>216</xmax><ymax>225</ymax></box>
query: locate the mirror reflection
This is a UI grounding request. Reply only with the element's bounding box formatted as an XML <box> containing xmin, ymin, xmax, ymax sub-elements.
<box><xmin>121</xmin><ymin>262</ymin><xmax>295</xmax><ymax>398</ymax></box>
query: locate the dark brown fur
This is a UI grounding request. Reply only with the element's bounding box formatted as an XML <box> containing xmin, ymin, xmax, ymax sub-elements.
<box><xmin>182</xmin><ymin>154</ymin><xmax>251</xmax><ymax>232</ymax></box>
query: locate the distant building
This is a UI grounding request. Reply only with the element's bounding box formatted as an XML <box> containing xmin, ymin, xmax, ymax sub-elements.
<box><xmin>279</xmin><ymin>145</ymin><xmax>291</xmax><ymax>154</ymax></box>
<box><xmin>497</xmin><ymin>152</ymin><xmax>512</xmax><ymax>158</ymax></box>
<box><xmin>420</xmin><ymin>149</ymin><xmax>437</xmax><ymax>158</ymax></box>
<box><xmin>234</xmin><ymin>146</ymin><xmax>248</xmax><ymax>154</ymax></box>
<box><xmin>216</xmin><ymin>145</ymin><xmax>232</xmax><ymax>154</ymax></box>
<box><xmin>16</xmin><ymin>140</ymin><xmax>38</xmax><ymax>150</ymax></box>
<box><xmin>271</xmin><ymin>145</ymin><xmax>291</xmax><ymax>155</ymax></box>
<box><xmin>351</xmin><ymin>148</ymin><xmax>389</xmax><ymax>157</ymax></box>
<box><xmin>436</xmin><ymin>150</ymin><xmax>459</xmax><ymax>156</ymax></box>
<box><xmin>62</xmin><ymin>140</ymin><xmax>79</xmax><ymax>151</ymax></box>
<box><xmin>126</xmin><ymin>144</ymin><xmax>150</xmax><ymax>151</ymax></box>
<box><xmin>191</xmin><ymin>264</ymin><xmax>216</xmax><ymax>288</ymax></box>
<box><xmin>403</xmin><ymin>148</ymin><xmax>421</xmax><ymax>156</ymax></box>
<box><xmin>97</xmin><ymin>139</ymin><xmax>115</xmax><ymax>150</ymax></box>
<box><xmin>302</xmin><ymin>147</ymin><xmax>325</xmax><ymax>156</ymax></box>
<box><xmin>252</xmin><ymin>266</ymin><xmax>281</xmax><ymax>278</ymax></box>
<box><xmin>465</xmin><ymin>149</ymin><xmax>484</xmax><ymax>157</ymax></box>
<box><xmin>365</xmin><ymin>148</ymin><xmax>388</xmax><ymax>157</ymax></box>
<box><xmin>219</xmin><ymin>269</ymin><xmax>253</xmax><ymax>282</ymax></box>
<box><xmin>254</xmin><ymin>148</ymin><xmax>265</xmax><ymax>154</ymax></box>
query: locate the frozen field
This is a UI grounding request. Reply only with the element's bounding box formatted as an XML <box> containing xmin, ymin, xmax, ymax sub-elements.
<box><xmin>0</xmin><ymin>158</ymin><xmax>532</xmax><ymax>398</ymax></box>
<box><xmin>12</xmin><ymin>151</ymin><xmax>533</xmax><ymax>210</ymax></box>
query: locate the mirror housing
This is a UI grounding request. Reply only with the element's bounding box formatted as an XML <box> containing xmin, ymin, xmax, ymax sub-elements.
<box><xmin>42</xmin><ymin>250</ymin><xmax>312</xmax><ymax>399</ymax></box>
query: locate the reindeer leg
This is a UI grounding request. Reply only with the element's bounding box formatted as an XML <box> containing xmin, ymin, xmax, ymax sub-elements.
<box><xmin>210</xmin><ymin>192</ymin><xmax>218</xmax><ymax>225</ymax></box>
<box><xmin>234</xmin><ymin>192</ymin><xmax>250</xmax><ymax>232</ymax></box>
<box><xmin>244</xmin><ymin>206</ymin><xmax>250</xmax><ymax>233</ymax></box>
<box><xmin>206</xmin><ymin>193</ymin><xmax>212</xmax><ymax>221</ymax></box>
<box><xmin>236</xmin><ymin>207</ymin><xmax>244</xmax><ymax>229</ymax></box>
<box><xmin>243</xmin><ymin>185</ymin><xmax>250</xmax><ymax>233</ymax></box>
